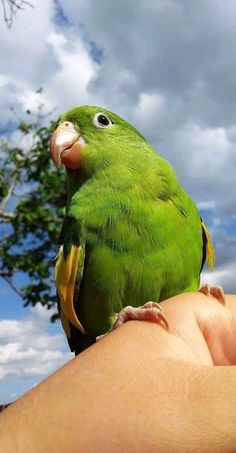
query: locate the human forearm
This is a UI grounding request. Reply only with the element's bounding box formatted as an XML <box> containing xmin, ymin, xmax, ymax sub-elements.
<box><xmin>1</xmin><ymin>295</ymin><xmax>236</xmax><ymax>452</ymax></box>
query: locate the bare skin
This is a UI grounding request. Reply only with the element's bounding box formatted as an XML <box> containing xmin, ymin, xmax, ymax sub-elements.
<box><xmin>1</xmin><ymin>292</ymin><xmax>236</xmax><ymax>452</ymax></box>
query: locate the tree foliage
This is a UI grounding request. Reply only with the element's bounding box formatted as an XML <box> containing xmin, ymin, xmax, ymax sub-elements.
<box><xmin>0</xmin><ymin>106</ymin><xmax>67</xmax><ymax>319</ymax></box>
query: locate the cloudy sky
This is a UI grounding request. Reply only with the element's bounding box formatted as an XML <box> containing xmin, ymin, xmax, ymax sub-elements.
<box><xmin>0</xmin><ymin>0</ymin><xmax>236</xmax><ymax>402</ymax></box>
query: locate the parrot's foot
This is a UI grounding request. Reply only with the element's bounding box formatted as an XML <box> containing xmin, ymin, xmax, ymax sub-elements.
<box><xmin>96</xmin><ymin>302</ymin><xmax>169</xmax><ymax>342</ymax></box>
<box><xmin>199</xmin><ymin>284</ymin><xmax>225</xmax><ymax>305</ymax></box>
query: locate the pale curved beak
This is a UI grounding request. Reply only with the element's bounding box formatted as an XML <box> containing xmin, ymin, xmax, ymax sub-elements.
<box><xmin>50</xmin><ymin>122</ymin><xmax>85</xmax><ymax>167</ymax></box>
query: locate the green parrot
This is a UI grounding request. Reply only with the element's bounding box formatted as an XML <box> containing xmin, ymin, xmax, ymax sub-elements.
<box><xmin>50</xmin><ymin>105</ymin><xmax>215</xmax><ymax>355</ymax></box>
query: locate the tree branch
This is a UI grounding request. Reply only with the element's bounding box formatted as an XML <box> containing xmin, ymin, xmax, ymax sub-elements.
<box><xmin>1</xmin><ymin>0</ymin><xmax>34</xmax><ymax>28</ymax></box>
<box><xmin>0</xmin><ymin>272</ymin><xmax>24</xmax><ymax>299</ymax></box>
<box><xmin>0</xmin><ymin>210</ymin><xmax>15</xmax><ymax>222</ymax></box>
<box><xmin>0</xmin><ymin>173</ymin><xmax>18</xmax><ymax>211</ymax></box>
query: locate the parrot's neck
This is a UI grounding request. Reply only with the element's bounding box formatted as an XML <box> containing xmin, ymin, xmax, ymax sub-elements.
<box><xmin>66</xmin><ymin>169</ymin><xmax>88</xmax><ymax>203</ymax></box>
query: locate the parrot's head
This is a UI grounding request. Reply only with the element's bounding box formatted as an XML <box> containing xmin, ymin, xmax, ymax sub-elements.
<box><xmin>50</xmin><ymin>105</ymin><xmax>146</xmax><ymax>175</ymax></box>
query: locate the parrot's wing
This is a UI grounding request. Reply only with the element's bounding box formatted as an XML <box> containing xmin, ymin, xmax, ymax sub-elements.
<box><xmin>201</xmin><ymin>221</ymin><xmax>215</xmax><ymax>270</ymax></box>
<box><xmin>55</xmin><ymin>215</ymin><xmax>86</xmax><ymax>351</ymax></box>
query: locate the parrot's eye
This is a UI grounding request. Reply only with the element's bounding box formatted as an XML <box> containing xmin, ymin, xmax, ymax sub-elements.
<box><xmin>93</xmin><ymin>112</ymin><xmax>112</xmax><ymax>129</ymax></box>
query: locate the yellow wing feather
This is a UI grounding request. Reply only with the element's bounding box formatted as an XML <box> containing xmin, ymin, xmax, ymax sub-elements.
<box><xmin>202</xmin><ymin>222</ymin><xmax>215</xmax><ymax>269</ymax></box>
<box><xmin>60</xmin><ymin>310</ymin><xmax>72</xmax><ymax>339</ymax></box>
<box><xmin>55</xmin><ymin>245</ymin><xmax>85</xmax><ymax>334</ymax></box>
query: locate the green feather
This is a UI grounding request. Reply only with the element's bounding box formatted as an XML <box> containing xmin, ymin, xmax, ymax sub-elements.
<box><xmin>55</xmin><ymin>105</ymin><xmax>214</xmax><ymax>354</ymax></box>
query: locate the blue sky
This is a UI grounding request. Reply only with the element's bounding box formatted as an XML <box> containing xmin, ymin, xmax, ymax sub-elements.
<box><xmin>0</xmin><ymin>0</ymin><xmax>236</xmax><ymax>402</ymax></box>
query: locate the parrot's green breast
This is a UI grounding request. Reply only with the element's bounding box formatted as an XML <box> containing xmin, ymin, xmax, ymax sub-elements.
<box><xmin>64</xmin><ymin>157</ymin><xmax>202</xmax><ymax>350</ymax></box>
<box><xmin>54</xmin><ymin>105</ymin><xmax>213</xmax><ymax>354</ymax></box>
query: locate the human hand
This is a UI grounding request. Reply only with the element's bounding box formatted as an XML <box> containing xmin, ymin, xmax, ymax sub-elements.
<box><xmin>154</xmin><ymin>292</ymin><xmax>236</xmax><ymax>366</ymax></box>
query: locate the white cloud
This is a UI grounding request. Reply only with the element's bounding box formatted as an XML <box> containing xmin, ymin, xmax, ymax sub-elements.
<box><xmin>18</xmin><ymin>90</ymin><xmax>53</xmax><ymax>115</ymax></box>
<box><xmin>135</xmin><ymin>92</ymin><xmax>166</xmax><ymax>122</ymax></box>
<box><xmin>0</xmin><ymin>305</ymin><xmax>72</xmax><ymax>381</ymax></box>
<box><xmin>201</xmin><ymin>264</ymin><xmax>236</xmax><ymax>294</ymax></box>
<box><xmin>46</xmin><ymin>31</ymin><xmax>98</xmax><ymax>109</ymax></box>
<box><xmin>0</xmin><ymin>74</ymin><xmax>12</xmax><ymax>88</ymax></box>
<box><xmin>169</xmin><ymin>122</ymin><xmax>232</xmax><ymax>186</ymax></box>
<box><xmin>0</xmin><ymin>1</ymin><xmax>54</xmax><ymax>83</ymax></box>
<box><xmin>197</xmin><ymin>201</ymin><xmax>216</xmax><ymax>211</ymax></box>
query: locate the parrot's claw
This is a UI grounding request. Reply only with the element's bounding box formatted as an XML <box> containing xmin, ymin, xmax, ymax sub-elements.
<box><xmin>199</xmin><ymin>284</ymin><xmax>226</xmax><ymax>305</ymax></box>
<box><xmin>96</xmin><ymin>301</ymin><xmax>169</xmax><ymax>342</ymax></box>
